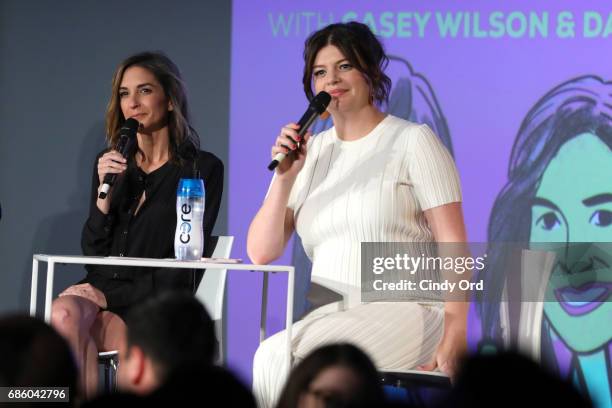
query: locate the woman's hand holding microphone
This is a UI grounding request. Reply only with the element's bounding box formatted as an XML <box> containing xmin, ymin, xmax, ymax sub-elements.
<box><xmin>96</xmin><ymin>150</ymin><xmax>128</xmax><ymax>214</ymax></box>
<box><xmin>271</xmin><ymin>123</ymin><xmax>312</xmax><ymax>179</ymax></box>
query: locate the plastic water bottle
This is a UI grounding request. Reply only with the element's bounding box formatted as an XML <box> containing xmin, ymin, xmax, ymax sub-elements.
<box><xmin>174</xmin><ymin>178</ymin><xmax>205</xmax><ymax>260</ymax></box>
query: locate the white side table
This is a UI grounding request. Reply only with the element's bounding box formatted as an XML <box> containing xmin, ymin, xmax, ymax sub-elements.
<box><xmin>30</xmin><ymin>254</ymin><xmax>295</xmax><ymax>372</ymax></box>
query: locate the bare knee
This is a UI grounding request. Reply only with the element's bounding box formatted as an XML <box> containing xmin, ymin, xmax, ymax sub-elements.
<box><xmin>92</xmin><ymin>311</ymin><xmax>127</xmax><ymax>352</ymax></box>
<box><xmin>51</xmin><ymin>299</ymin><xmax>78</xmax><ymax>338</ymax></box>
<box><xmin>51</xmin><ymin>297</ymin><xmax>94</xmax><ymax>340</ymax></box>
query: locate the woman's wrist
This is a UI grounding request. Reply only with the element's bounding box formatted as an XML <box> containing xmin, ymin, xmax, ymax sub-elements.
<box><xmin>96</xmin><ymin>186</ymin><xmax>111</xmax><ymax>214</ymax></box>
<box><xmin>275</xmin><ymin>171</ymin><xmax>298</xmax><ymax>185</ymax></box>
<box><xmin>442</xmin><ymin>309</ymin><xmax>467</xmax><ymax>340</ymax></box>
<box><xmin>442</xmin><ymin>322</ymin><xmax>466</xmax><ymax>341</ymax></box>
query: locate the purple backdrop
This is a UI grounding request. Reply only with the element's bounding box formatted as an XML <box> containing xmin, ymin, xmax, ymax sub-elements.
<box><xmin>227</xmin><ymin>0</ymin><xmax>611</xmax><ymax>384</ymax></box>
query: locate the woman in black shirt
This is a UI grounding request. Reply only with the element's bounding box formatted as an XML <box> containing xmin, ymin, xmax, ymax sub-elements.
<box><xmin>51</xmin><ymin>51</ymin><xmax>223</xmax><ymax>396</ymax></box>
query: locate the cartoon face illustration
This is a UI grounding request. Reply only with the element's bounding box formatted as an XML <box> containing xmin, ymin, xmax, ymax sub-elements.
<box><xmin>529</xmin><ymin>132</ymin><xmax>612</xmax><ymax>352</ymax></box>
<box><xmin>476</xmin><ymin>75</ymin><xmax>612</xmax><ymax>408</ymax></box>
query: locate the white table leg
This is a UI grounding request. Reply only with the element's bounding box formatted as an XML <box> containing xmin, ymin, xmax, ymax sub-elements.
<box><xmin>44</xmin><ymin>261</ymin><xmax>55</xmax><ymax>323</ymax></box>
<box><xmin>285</xmin><ymin>268</ymin><xmax>295</xmax><ymax>375</ymax></box>
<box><xmin>260</xmin><ymin>272</ymin><xmax>269</xmax><ymax>343</ymax></box>
<box><xmin>30</xmin><ymin>258</ymin><xmax>39</xmax><ymax>317</ymax></box>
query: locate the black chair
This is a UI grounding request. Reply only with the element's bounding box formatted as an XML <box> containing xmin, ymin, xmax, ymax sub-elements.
<box><xmin>380</xmin><ymin>370</ymin><xmax>451</xmax><ymax>406</ymax></box>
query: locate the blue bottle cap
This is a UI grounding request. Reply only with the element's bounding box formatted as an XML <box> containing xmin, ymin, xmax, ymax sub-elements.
<box><xmin>177</xmin><ymin>178</ymin><xmax>204</xmax><ymax>197</ymax></box>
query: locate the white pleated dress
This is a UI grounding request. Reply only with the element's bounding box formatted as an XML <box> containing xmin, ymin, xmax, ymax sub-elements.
<box><xmin>253</xmin><ymin>115</ymin><xmax>462</xmax><ymax>407</ymax></box>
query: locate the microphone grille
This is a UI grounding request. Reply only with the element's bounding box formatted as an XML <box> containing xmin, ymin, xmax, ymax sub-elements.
<box><xmin>121</xmin><ymin>118</ymin><xmax>140</xmax><ymax>133</ymax></box>
<box><xmin>311</xmin><ymin>91</ymin><xmax>331</xmax><ymax>113</ymax></box>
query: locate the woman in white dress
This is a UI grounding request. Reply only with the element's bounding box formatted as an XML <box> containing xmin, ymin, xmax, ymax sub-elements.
<box><xmin>247</xmin><ymin>22</ymin><xmax>469</xmax><ymax>408</ymax></box>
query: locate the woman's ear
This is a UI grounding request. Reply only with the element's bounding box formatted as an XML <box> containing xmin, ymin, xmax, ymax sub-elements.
<box><xmin>168</xmin><ymin>101</ymin><xmax>174</xmax><ymax>112</ymax></box>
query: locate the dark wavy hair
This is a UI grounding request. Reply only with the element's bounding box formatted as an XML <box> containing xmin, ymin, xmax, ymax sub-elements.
<box><xmin>276</xmin><ymin>343</ymin><xmax>385</xmax><ymax>408</ymax></box>
<box><xmin>105</xmin><ymin>51</ymin><xmax>200</xmax><ymax>163</ymax></box>
<box><xmin>302</xmin><ymin>22</ymin><xmax>392</xmax><ymax>105</ymax></box>
<box><xmin>478</xmin><ymin>75</ymin><xmax>612</xmax><ymax>343</ymax></box>
<box><xmin>125</xmin><ymin>291</ymin><xmax>217</xmax><ymax>382</ymax></box>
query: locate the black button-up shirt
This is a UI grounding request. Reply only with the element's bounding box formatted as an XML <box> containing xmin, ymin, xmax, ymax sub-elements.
<box><xmin>81</xmin><ymin>149</ymin><xmax>223</xmax><ymax>312</ymax></box>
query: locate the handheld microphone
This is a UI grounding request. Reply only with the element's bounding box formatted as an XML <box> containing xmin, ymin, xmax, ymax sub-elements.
<box><xmin>268</xmin><ymin>91</ymin><xmax>331</xmax><ymax>171</ymax></box>
<box><xmin>98</xmin><ymin>118</ymin><xmax>139</xmax><ymax>199</ymax></box>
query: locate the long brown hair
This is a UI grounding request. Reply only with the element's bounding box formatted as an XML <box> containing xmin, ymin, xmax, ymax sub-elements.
<box><xmin>105</xmin><ymin>51</ymin><xmax>200</xmax><ymax>162</ymax></box>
